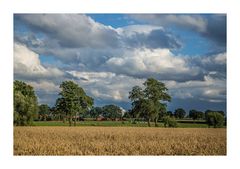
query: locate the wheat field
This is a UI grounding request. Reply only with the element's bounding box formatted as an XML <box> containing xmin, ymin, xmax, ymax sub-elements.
<box><xmin>14</xmin><ymin>127</ymin><xmax>226</xmax><ymax>155</ymax></box>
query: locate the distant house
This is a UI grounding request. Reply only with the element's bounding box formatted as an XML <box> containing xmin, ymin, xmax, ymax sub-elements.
<box><xmin>96</xmin><ymin>115</ymin><xmax>106</xmax><ymax>121</ymax></box>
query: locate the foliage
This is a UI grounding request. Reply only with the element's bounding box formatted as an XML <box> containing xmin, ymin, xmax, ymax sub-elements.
<box><xmin>206</xmin><ymin>112</ymin><xmax>224</xmax><ymax>128</ymax></box>
<box><xmin>14</xmin><ymin>80</ymin><xmax>38</xmax><ymax>126</ymax></box>
<box><xmin>48</xmin><ymin>106</ymin><xmax>63</xmax><ymax>121</ymax></box>
<box><xmin>38</xmin><ymin>104</ymin><xmax>50</xmax><ymax>121</ymax></box>
<box><xmin>189</xmin><ymin>109</ymin><xmax>204</xmax><ymax>120</ymax></box>
<box><xmin>56</xmin><ymin>81</ymin><xmax>93</xmax><ymax>126</ymax></box>
<box><xmin>166</xmin><ymin>111</ymin><xmax>173</xmax><ymax>117</ymax></box>
<box><xmin>205</xmin><ymin>110</ymin><xmax>225</xmax><ymax>119</ymax></box>
<box><xmin>174</xmin><ymin>108</ymin><xmax>186</xmax><ymax>119</ymax></box>
<box><xmin>162</xmin><ymin>116</ymin><xmax>178</xmax><ymax>128</ymax></box>
<box><xmin>123</xmin><ymin>109</ymin><xmax>133</xmax><ymax>118</ymax></box>
<box><xmin>88</xmin><ymin>107</ymin><xmax>103</xmax><ymax>118</ymax></box>
<box><xmin>102</xmin><ymin>104</ymin><xmax>122</xmax><ymax>119</ymax></box>
<box><xmin>129</xmin><ymin>78</ymin><xmax>171</xmax><ymax>127</ymax></box>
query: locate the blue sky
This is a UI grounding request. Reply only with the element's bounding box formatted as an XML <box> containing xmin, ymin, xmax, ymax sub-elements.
<box><xmin>14</xmin><ymin>14</ymin><xmax>226</xmax><ymax>113</ymax></box>
<box><xmin>87</xmin><ymin>14</ymin><xmax>137</xmax><ymax>28</ymax></box>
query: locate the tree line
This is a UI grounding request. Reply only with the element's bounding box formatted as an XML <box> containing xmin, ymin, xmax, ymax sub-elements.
<box><xmin>14</xmin><ymin>78</ymin><xmax>226</xmax><ymax>127</ymax></box>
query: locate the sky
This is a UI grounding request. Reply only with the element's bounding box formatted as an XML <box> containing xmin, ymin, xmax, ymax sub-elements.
<box><xmin>14</xmin><ymin>14</ymin><xmax>226</xmax><ymax>113</ymax></box>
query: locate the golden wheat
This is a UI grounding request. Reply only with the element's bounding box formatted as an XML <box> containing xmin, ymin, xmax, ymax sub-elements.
<box><xmin>14</xmin><ymin>127</ymin><xmax>226</xmax><ymax>155</ymax></box>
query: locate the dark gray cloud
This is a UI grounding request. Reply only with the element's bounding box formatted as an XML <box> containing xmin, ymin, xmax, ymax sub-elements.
<box><xmin>15</xmin><ymin>33</ymin><xmax>45</xmax><ymax>48</ymax></box>
<box><xmin>123</xmin><ymin>29</ymin><xmax>182</xmax><ymax>49</ymax></box>
<box><xmin>188</xmin><ymin>52</ymin><xmax>226</xmax><ymax>79</ymax></box>
<box><xmin>130</xmin><ymin>14</ymin><xmax>207</xmax><ymax>32</ymax></box>
<box><xmin>129</xmin><ymin>14</ymin><xmax>226</xmax><ymax>49</ymax></box>
<box><xmin>202</xmin><ymin>15</ymin><xmax>226</xmax><ymax>47</ymax></box>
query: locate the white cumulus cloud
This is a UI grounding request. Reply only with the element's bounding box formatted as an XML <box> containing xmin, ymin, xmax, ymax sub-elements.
<box><xmin>14</xmin><ymin>43</ymin><xmax>64</xmax><ymax>79</ymax></box>
<box><xmin>106</xmin><ymin>48</ymin><xmax>199</xmax><ymax>81</ymax></box>
<box><xmin>28</xmin><ymin>81</ymin><xmax>59</xmax><ymax>93</ymax></box>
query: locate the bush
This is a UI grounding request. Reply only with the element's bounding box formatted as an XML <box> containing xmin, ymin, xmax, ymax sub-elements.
<box><xmin>163</xmin><ymin>116</ymin><xmax>178</xmax><ymax>128</ymax></box>
<box><xmin>206</xmin><ymin>112</ymin><xmax>224</xmax><ymax>128</ymax></box>
<box><xmin>131</xmin><ymin>120</ymin><xmax>137</xmax><ymax>124</ymax></box>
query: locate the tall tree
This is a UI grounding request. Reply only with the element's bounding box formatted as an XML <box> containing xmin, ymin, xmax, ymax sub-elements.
<box><xmin>129</xmin><ymin>86</ymin><xmax>146</xmax><ymax>120</ymax></box>
<box><xmin>57</xmin><ymin>81</ymin><xmax>93</xmax><ymax>126</ymax></box>
<box><xmin>129</xmin><ymin>78</ymin><xmax>171</xmax><ymax>127</ymax></box>
<box><xmin>144</xmin><ymin>78</ymin><xmax>171</xmax><ymax>126</ymax></box>
<box><xmin>14</xmin><ymin>80</ymin><xmax>38</xmax><ymax>126</ymax></box>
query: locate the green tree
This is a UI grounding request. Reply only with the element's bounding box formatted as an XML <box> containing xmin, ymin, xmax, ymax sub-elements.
<box><xmin>55</xmin><ymin>98</ymin><xmax>68</xmax><ymax>123</ymax></box>
<box><xmin>189</xmin><ymin>109</ymin><xmax>204</xmax><ymax>120</ymax></box>
<box><xmin>89</xmin><ymin>107</ymin><xmax>103</xmax><ymax>119</ymax></box>
<box><xmin>14</xmin><ymin>80</ymin><xmax>38</xmax><ymax>126</ymax></box>
<box><xmin>174</xmin><ymin>108</ymin><xmax>186</xmax><ymax>119</ymax></box>
<box><xmin>162</xmin><ymin>116</ymin><xmax>178</xmax><ymax>128</ymax></box>
<box><xmin>129</xmin><ymin>78</ymin><xmax>171</xmax><ymax>127</ymax></box>
<box><xmin>167</xmin><ymin>111</ymin><xmax>173</xmax><ymax>117</ymax></box>
<box><xmin>206</xmin><ymin>112</ymin><xmax>224</xmax><ymax>128</ymax></box>
<box><xmin>197</xmin><ymin>111</ymin><xmax>204</xmax><ymax>119</ymax></box>
<box><xmin>102</xmin><ymin>104</ymin><xmax>122</xmax><ymax>120</ymax></box>
<box><xmin>217</xmin><ymin>111</ymin><xmax>225</xmax><ymax>117</ymax></box>
<box><xmin>189</xmin><ymin>109</ymin><xmax>197</xmax><ymax>120</ymax></box>
<box><xmin>205</xmin><ymin>110</ymin><xmax>225</xmax><ymax>120</ymax></box>
<box><xmin>57</xmin><ymin>81</ymin><xmax>93</xmax><ymax>126</ymax></box>
<box><xmin>49</xmin><ymin>106</ymin><xmax>62</xmax><ymax>121</ymax></box>
<box><xmin>38</xmin><ymin>104</ymin><xmax>50</xmax><ymax>121</ymax></box>
<box><xmin>123</xmin><ymin>109</ymin><xmax>132</xmax><ymax>118</ymax></box>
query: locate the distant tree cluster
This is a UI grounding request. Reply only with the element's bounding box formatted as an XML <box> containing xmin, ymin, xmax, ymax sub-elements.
<box><xmin>13</xmin><ymin>78</ymin><xmax>226</xmax><ymax>128</ymax></box>
<box><xmin>205</xmin><ymin>109</ymin><xmax>225</xmax><ymax>118</ymax></box>
<box><xmin>85</xmin><ymin>105</ymin><xmax>123</xmax><ymax>120</ymax></box>
<box><xmin>189</xmin><ymin>110</ymin><xmax>204</xmax><ymax>120</ymax></box>
<box><xmin>174</xmin><ymin>108</ymin><xmax>186</xmax><ymax>119</ymax></box>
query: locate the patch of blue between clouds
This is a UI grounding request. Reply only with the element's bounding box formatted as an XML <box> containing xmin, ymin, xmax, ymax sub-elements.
<box><xmin>170</xmin><ymin>27</ymin><xmax>212</xmax><ymax>56</ymax></box>
<box><xmin>87</xmin><ymin>14</ymin><xmax>139</xmax><ymax>28</ymax></box>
